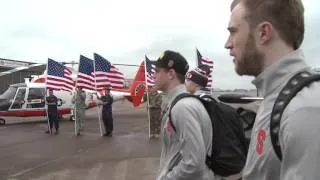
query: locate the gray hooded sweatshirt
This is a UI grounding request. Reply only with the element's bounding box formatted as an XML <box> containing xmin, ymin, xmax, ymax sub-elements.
<box><xmin>242</xmin><ymin>50</ymin><xmax>320</xmax><ymax>180</ymax></box>
<box><xmin>156</xmin><ymin>84</ymin><xmax>220</xmax><ymax>180</ymax></box>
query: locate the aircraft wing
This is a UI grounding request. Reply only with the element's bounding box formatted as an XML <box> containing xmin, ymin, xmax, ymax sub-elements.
<box><xmin>218</xmin><ymin>94</ymin><xmax>264</xmax><ymax>103</ymax></box>
<box><xmin>110</xmin><ymin>90</ymin><xmax>130</xmax><ymax>96</ymax></box>
<box><xmin>84</xmin><ymin>89</ymin><xmax>130</xmax><ymax>97</ymax></box>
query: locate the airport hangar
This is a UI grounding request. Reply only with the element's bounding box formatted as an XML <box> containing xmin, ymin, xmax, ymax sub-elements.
<box><xmin>0</xmin><ymin>58</ymin><xmax>46</xmax><ymax>94</ymax></box>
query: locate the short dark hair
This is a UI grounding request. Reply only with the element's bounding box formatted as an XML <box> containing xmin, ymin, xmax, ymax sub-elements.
<box><xmin>230</xmin><ymin>0</ymin><xmax>240</xmax><ymax>11</ymax></box>
<box><xmin>231</xmin><ymin>0</ymin><xmax>305</xmax><ymax>50</ymax></box>
<box><xmin>176</xmin><ymin>73</ymin><xmax>186</xmax><ymax>84</ymax></box>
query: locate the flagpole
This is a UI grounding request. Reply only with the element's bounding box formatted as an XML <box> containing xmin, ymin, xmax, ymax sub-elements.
<box><xmin>93</xmin><ymin>58</ymin><xmax>103</xmax><ymax>136</ymax></box>
<box><xmin>144</xmin><ymin>57</ymin><xmax>151</xmax><ymax>139</ymax></box>
<box><xmin>74</xmin><ymin>60</ymin><xmax>80</xmax><ymax>136</ymax></box>
<box><xmin>45</xmin><ymin>59</ymin><xmax>52</xmax><ymax>134</ymax></box>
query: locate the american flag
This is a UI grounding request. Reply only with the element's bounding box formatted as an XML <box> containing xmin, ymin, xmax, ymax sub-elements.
<box><xmin>76</xmin><ymin>55</ymin><xmax>95</xmax><ymax>91</ymax></box>
<box><xmin>144</xmin><ymin>56</ymin><xmax>156</xmax><ymax>86</ymax></box>
<box><xmin>196</xmin><ymin>49</ymin><xmax>214</xmax><ymax>89</ymax></box>
<box><xmin>46</xmin><ymin>58</ymin><xmax>74</xmax><ymax>91</ymax></box>
<box><xmin>93</xmin><ymin>53</ymin><xmax>125</xmax><ymax>89</ymax></box>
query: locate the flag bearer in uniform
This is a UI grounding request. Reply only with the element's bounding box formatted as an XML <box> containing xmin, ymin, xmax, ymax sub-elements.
<box><xmin>148</xmin><ymin>89</ymin><xmax>162</xmax><ymax>138</ymax></box>
<box><xmin>98</xmin><ymin>87</ymin><xmax>114</xmax><ymax>137</ymax></box>
<box><xmin>72</xmin><ymin>87</ymin><xmax>86</xmax><ymax>136</ymax></box>
<box><xmin>45</xmin><ymin>89</ymin><xmax>59</xmax><ymax>135</ymax></box>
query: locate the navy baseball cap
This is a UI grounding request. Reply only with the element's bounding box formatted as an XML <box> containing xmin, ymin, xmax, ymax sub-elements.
<box><xmin>152</xmin><ymin>50</ymin><xmax>189</xmax><ymax>75</ymax></box>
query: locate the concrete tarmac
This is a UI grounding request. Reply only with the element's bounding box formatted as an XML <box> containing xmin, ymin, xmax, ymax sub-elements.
<box><xmin>0</xmin><ymin>101</ymin><xmax>161</xmax><ymax>180</ymax></box>
<box><xmin>0</xmin><ymin>99</ymin><xmax>253</xmax><ymax>180</ymax></box>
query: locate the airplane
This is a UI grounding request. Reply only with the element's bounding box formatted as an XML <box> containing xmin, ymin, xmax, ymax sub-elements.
<box><xmin>217</xmin><ymin>94</ymin><xmax>264</xmax><ymax>104</ymax></box>
<box><xmin>0</xmin><ymin>62</ymin><xmax>147</xmax><ymax>125</ymax></box>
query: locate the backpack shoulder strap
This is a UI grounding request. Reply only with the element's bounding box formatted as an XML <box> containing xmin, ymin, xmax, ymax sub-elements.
<box><xmin>168</xmin><ymin>93</ymin><xmax>201</xmax><ymax>132</ymax></box>
<box><xmin>270</xmin><ymin>71</ymin><xmax>320</xmax><ymax>160</ymax></box>
<box><xmin>199</xmin><ymin>93</ymin><xmax>217</xmax><ymax>102</ymax></box>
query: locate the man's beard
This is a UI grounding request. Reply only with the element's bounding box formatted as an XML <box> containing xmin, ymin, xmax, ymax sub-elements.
<box><xmin>237</xmin><ymin>33</ymin><xmax>264</xmax><ymax>76</ymax></box>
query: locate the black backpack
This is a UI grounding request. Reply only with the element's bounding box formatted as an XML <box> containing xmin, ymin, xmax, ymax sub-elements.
<box><xmin>168</xmin><ymin>93</ymin><xmax>248</xmax><ymax>177</ymax></box>
<box><xmin>237</xmin><ymin>107</ymin><xmax>256</xmax><ymax>132</ymax></box>
<box><xmin>270</xmin><ymin>71</ymin><xmax>320</xmax><ymax>160</ymax></box>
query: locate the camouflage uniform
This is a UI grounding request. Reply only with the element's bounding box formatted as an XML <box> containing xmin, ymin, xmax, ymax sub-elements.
<box><xmin>72</xmin><ymin>90</ymin><xmax>86</xmax><ymax>134</ymax></box>
<box><xmin>148</xmin><ymin>92</ymin><xmax>162</xmax><ymax>137</ymax></box>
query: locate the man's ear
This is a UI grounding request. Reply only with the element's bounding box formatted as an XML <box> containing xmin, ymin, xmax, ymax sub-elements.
<box><xmin>257</xmin><ymin>21</ymin><xmax>273</xmax><ymax>45</ymax></box>
<box><xmin>167</xmin><ymin>69</ymin><xmax>175</xmax><ymax>80</ymax></box>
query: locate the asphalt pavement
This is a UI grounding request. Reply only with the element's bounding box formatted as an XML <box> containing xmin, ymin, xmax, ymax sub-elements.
<box><xmin>0</xmin><ymin>101</ymin><xmax>161</xmax><ymax>180</ymax></box>
<box><xmin>0</xmin><ymin>99</ymin><xmax>251</xmax><ymax>180</ymax></box>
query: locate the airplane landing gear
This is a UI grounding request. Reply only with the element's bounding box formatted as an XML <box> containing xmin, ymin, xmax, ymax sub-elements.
<box><xmin>0</xmin><ymin>118</ymin><xmax>6</xmax><ymax>126</ymax></box>
<box><xmin>69</xmin><ymin>115</ymin><xmax>74</xmax><ymax>121</ymax></box>
<box><xmin>69</xmin><ymin>109</ymin><xmax>75</xmax><ymax>121</ymax></box>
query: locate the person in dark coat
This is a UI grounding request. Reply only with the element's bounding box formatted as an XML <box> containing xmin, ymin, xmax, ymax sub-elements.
<box><xmin>45</xmin><ymin>89</ymin><xmax>59</xmax><ymax>135</ymax></box>
<box><xmin>98</xmin><ymin>87</ymin><xmax>114</xmax><ymax>137</ymax></box>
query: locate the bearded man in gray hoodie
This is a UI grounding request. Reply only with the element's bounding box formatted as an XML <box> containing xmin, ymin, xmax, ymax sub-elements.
<box><xmin>225</xmin><ymin>0</ymin><xmax>320</xmax><ymax>179</ymax></box>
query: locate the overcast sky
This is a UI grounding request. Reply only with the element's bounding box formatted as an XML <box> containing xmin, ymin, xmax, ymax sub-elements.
<box><xmin>0</xmin><ymin>0</ymin><xmax>319</xmax><ymax>89</ymax></box>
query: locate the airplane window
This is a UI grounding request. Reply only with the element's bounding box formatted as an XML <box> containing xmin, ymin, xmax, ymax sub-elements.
<box><xmin>27</xmin><ymin>88</ymin><xmax>45</xmax><ymax>108</ymax></box>
<box><xmin>16</xmin><ymin>89</ymin><xmax>26</xmax><ymax>101</ymax></box>
<box><xmin>11</xmin><ymin>89</ymin><xmax>26</xmax><ymax>109</ymax></box>
<box><xmin>28</xmin><ymin>88</ymin><xmax>45</xmax><ymax>101</ymax></box>
<box><xmin>0</xmin><ymin>87</ymin><xmax>17</xmax><ymax>100</ymax></box>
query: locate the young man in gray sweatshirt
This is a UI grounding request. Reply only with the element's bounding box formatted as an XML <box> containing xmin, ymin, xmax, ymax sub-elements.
<box><xmin>225</xmin><ymin>0</ymin><xmax>320</xmax><ymax>179</ymax></box>
<box><xmin>153</xmin><ymin>50</ymin><xmax>219</xmax><ymax>180</ymax></box>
